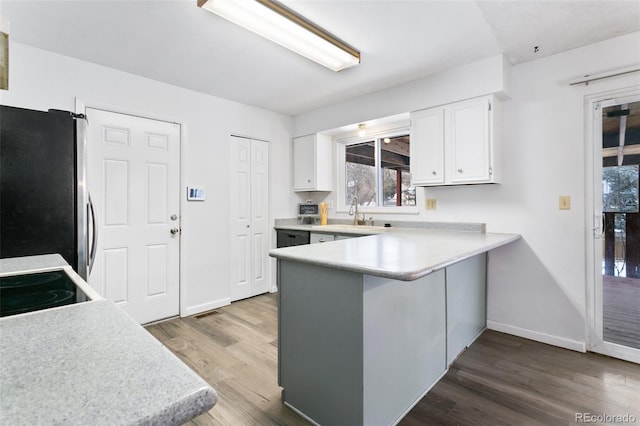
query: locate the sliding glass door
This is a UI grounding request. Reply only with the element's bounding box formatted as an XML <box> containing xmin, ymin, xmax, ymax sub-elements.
<box><xmin>590</xmin><ymin>92</ymin><xmax>640</xmax><ymax>363</ymax></box>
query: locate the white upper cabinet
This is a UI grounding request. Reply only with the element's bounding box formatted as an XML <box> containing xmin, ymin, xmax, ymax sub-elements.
<box><xmin>411</xmin><ymin>95</ymin><xmax>501</xmax><ymax>186</ymax></box>
<box><xmin>293</xmin><ymin>134</ymin><xmax>332</xmax><ymax>192</ymax></box>
<box><xmin>410</xmin><ymin>107</ymin><xmax>445</xmax><ymax>185</ymax></box>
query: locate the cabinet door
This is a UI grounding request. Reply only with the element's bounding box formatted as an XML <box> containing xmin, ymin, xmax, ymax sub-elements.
<box><xmin>310</xmin><ymin>233</ymin><xmax>335</xmax><ymax>244</ymax></box>
<box><xmin>410</xmin><ymin>108</ymin><xmax>445</xmax><ymax>185</ymax></box>
<box><xmin>293</xmin><ymin>135</ymin><xmax>316</xmax><ymax>191</ymax></box>
<box><xmin>277</xmin><ymin>230</ymin><xmax>310</xmax><ymax>248</ymax></box>
<box><xmin>446</xmin><ymin>253</ymin><xmax>486</xmax><ymax>365</ymax></box>
<box><xmin>448</xmin><ymin>97</ymin><xmax>491</xmax><ymax>183</ymax></box>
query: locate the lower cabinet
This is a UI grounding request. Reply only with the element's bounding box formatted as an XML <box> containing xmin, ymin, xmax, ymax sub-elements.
<box><xmin>334</xmin><ymin>234</ymin><xmax>355</xmax><ymax>240</ymax></box>
<box><xmin>446</xmin><ymin>253</ymin><xmax>487</xmax><ymax>365</ymax></box>
<box><xmin>277</xmin><ymin>253</ymin><xmax>488</xmax><ymax>425</ymax></box>
<box><xmin>278</xmin><ymin>261</ymin><xmax>447</xmax><ymax>426</ymax></box>
<box><xmin>362</xmin><ymin>271</ymin><xmax>447</xmax><ymax>426</ymax></box>
<box><xmin>310</xmin><ymin>233</ymin><xmax>335</xmax><ymax>244</ymax></box>
<box><xmin>276</xmin><ymin>230</ymin><xmax>356</xmax><ymax>247</ymax></box>
<box><xmin>276</xmin><ymin>230</ymin><xmax>310</xmax><ymax>248</ymax></box>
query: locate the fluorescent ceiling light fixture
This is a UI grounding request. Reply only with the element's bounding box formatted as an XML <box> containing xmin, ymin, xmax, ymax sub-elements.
<box><xmin>198</xmin><ymin>0</ymin><xmax>360</xmax><ymax>72</ymax></box>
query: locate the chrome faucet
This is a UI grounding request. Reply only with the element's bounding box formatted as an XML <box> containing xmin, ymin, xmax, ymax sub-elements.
<box><xmin>349</xmin><ymin>196</ymin><xmax>365</xmax><ymax>225</ymax></box>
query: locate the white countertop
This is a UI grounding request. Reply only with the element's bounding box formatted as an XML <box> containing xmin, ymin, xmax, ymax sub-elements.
<box><xmin>0</xmin><ymin>300</ymin><xmax>216</xmax><ymax>425</ymax></box>
<box><xmin>0</xmin><ymin>254</ymin><xmax>217</xmax><ymax>425</ymax></box>
<box><xmin>269</xmin><ymin>228</ymin><xmax>520</xmax><ymax>281</ymax></box>
<box><xmin>0</xmin><ymin>253</ymin><xmax>70</xmax><ymax>275</ymax></box>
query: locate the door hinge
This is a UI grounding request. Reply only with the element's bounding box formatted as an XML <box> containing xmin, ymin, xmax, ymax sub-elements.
<box><xmin>488</xmin><ymin>101</ymin><xmax>492</xmax><ymax>111</ymax></box>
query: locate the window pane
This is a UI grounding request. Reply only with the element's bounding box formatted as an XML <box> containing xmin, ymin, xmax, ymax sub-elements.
<box><xmin>603</xmin><ymin>165</ymin><xmax>639</xmax><ymax>213</ymax></box>
<box><xmin>381</xmin><ymin>134</ymin><xmax>414</xmax><ymax>207</ymax></box>
<box><xmin>381</xmin><ymin>169</ymin><xmax>415</xmax><ymax>206</ymax></box>
<box><xmin>346</xmin><ymin>142</ymin><xmax>377</xmax><ymax>206</ymax></box>
<box><xmin>402</xmin><ymin>171</ymin><xmax>416</xmax><ymax>206</ymax></box>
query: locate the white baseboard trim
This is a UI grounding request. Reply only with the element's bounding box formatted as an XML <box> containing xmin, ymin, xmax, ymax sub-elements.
<box><xmin>182</xmin><ymin>297</ymin><xmax>230</xmax><ymax>317</ymax></box>
<box><xmin>487</xmin><ymin>320</ymin><xmax>586</xmax><ymax>353</ymax></box>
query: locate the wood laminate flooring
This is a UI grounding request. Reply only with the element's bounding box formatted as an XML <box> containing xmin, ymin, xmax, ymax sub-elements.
<box><xmin>604</xmin><ymin>275</ymin><xmax>640</xmax><ymax>349</ymax></box>
<box><xmin>146</xmin><ymin>294</ymin><xmax>640</xmax><ymax>426</ymax></box>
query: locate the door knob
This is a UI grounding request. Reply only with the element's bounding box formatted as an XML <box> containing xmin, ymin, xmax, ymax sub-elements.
<box><xmin>170</xmin><ymin>214</ymin><xmax>178</xmax><ymax>221</ymax></box>
<box><xmin>170</xmin><ymin>227</ymin><xmax>180</xmax><ymax>235</ymax></box>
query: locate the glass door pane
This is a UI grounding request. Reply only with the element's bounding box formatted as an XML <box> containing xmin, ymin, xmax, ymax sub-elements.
<box><xmin>601</xmin><ymin>101</ymin><xmax>640</xmax><ymax>349</ymax></box>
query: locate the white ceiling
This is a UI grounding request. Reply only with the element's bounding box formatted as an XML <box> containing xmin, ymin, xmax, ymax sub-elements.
<box><xmin>2</xmin><ymin>0</ymin><xmax>639</xmax><ymax>116</ymax></box>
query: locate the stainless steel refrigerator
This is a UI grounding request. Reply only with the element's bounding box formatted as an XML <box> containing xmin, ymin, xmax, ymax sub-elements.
<box><xmin>0</xmin><ymin>105</ymin><xmax>94</xmax><ymax>280</ymax></box>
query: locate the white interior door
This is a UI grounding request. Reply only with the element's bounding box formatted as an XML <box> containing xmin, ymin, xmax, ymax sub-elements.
<box><xmin>230</xmin><ymin>136</ymin><xmax>270</xmax><ymax>302</ymax></box>
<box><xmin>87</xmin><ymin>108</ymin><xmax>181</xmax><ymax>324</ymax></box>
<box><xmin>588</xmin><ymin>92</ymin><xmax>640</xmax><ymax>364</ymax></box>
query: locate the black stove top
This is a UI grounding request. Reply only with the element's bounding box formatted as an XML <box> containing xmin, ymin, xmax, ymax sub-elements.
<box><xmin>0</xmin><ymin>270</ymin><xmax>89</xmax><ymax>317</ymax></box>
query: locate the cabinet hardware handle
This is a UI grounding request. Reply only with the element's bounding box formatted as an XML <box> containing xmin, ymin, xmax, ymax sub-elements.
<box><xmin>432</xmin><ymin>171</ymin><xmax>437</xmax><ymax>175</ymax></box>
<box><xmin>457</xmin><ymin>168</ymin><xmax>464</xmax><ymax>173</ymax></box>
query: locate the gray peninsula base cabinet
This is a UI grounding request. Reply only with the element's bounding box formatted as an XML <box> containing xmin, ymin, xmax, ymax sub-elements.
<box><xmin>277</xmin><ymin>253</ymin><xmax>487</xmax><ymax>426</ymax></box>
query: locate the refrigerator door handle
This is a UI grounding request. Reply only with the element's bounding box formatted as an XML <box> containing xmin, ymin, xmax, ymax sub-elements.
<box><xmin>88</xmin><ymin>192</ymin><xmax>98</xmax><ymax>273</ymax></box>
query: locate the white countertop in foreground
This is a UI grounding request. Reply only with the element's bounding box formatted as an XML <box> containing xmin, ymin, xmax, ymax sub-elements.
<box><xmin>269</xmin><ymin>228</ymin><xmax>520</xmax><ymax>281</ymax></box>
<box><xmin>0</xmin><ymin>255</ymin><xmax>216</xmax><ymax>425</ymax></box>
<box><xmin>0</xmin><ymin>300</ymin><xmax>216</xmax><ymax>425</ymax></box>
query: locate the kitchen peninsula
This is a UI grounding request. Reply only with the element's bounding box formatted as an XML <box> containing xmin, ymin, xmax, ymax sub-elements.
<box><xmin>269</xmin><ymin>224</ymin><xmax>519</xmax><ymax>425</ymax></box>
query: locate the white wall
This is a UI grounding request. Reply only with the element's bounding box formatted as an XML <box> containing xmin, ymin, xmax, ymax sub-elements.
<box><xmin>294</xmin><ymin>54</ymin><xmax>511</xmax><ymax>137</ymax></box>
<box><xmin>292</xmin><ymin>32</ymin><xmax>640</xmax><ymax>350</ymax></box>
<box><xmin>5</xmin><ymin>31</ymin><xmax>640</xmax><ymax>348</ymax></box>
<box><xmin>0</xmin><ymin>42</ymin><xmax>294</xmax><ymax>316</ymax></box>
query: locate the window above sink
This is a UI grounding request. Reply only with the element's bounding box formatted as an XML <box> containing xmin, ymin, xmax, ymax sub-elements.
<box><xmin>336</xmin><ymin>122</ymin><xmax>418</xmax><ymax>215</ymax></box>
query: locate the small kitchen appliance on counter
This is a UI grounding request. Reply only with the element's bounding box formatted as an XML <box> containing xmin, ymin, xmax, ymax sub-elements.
<box><xmin>298</xmin><ymin>202</ymin><xmax>320</xmax><ymax>224</ymax></box>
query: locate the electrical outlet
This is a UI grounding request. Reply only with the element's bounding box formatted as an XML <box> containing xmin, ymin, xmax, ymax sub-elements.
<box><xmin>425</xmin><ymin>198</ymin><xmax>437</xmax><ymax>210</ymax></box>
<box><xmin>559</xmin><ymin>195</ymin><xmax>571</xmax><ymax>210</ymax></box>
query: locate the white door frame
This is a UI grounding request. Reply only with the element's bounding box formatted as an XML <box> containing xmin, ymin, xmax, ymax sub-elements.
<box><xmin>585</xmin><ymin>87</ymin><xmax>640</xmax><ymax>364</ymax></box>
<box><xmin>75</xmin><ymin>98</ymin><xmax>186</xmax><ymax>318</ymax></box>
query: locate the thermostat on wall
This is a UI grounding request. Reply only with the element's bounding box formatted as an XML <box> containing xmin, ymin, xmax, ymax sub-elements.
<box><xmin>187</xmin><ymin>186</ymin><xmax>205</xmax><ymax>201</ymax></box>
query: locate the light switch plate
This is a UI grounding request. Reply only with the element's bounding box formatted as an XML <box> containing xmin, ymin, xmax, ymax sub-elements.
<box><xmin>559</xmin><ymin>195</ymin><xmax>571</xmax><ymax>210</ymax></box>
<box><xmin>425</xmin><ymin>198</ymin><xmax>437</xmax><ymax>210</ymax></box>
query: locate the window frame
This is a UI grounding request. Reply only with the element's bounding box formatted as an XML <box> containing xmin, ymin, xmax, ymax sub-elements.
<box><xmin>336</xmin><ymin>125</ymin><xmax>418</xmax><ymax>215</ymax></box>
